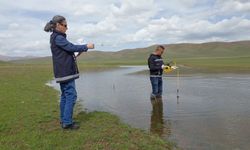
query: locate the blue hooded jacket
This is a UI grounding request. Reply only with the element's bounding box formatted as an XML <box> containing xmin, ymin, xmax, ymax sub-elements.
<box><xmin>50</xmin><ymin>30</ymin><xmax>88</xmax><ymax>83</ymax></box>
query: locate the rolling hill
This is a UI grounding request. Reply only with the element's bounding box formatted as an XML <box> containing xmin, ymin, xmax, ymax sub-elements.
<box><xmin>9</xmin><ymin>40</ymin><xmax>250</xmax><ymax>73</ymax></box>
<box><xmin>0</xmin><ymin>60</ymin><xmax>6</xmax><ymax>64</ymax></box>
<box><xmin>76</xmin><ymin>40</ymin><xmax>250</xmax><ymax>65</ymax></box>
<box><xmin>0</xmin><ymin>55</ymin><xmax>37</xmax><ymax>61</ymax></box>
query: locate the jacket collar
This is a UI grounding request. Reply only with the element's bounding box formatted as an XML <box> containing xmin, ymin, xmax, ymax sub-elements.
<box><xmin>53</xmin><ymin>30</ymin><xmax>66</xmax><ymax>37</ymax></box>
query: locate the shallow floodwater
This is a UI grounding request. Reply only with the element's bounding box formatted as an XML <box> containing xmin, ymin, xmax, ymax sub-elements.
<box><xmin>50</xmin><ymin>66</ymin><xmax>250</xmax><ymax>150</ymax></box>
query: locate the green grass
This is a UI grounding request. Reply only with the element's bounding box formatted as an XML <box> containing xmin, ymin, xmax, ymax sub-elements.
<box><xmin>0</xmin><ymin>60</ymin><xmax>9</xmax><ymax>65</ymax></box>
<box><xmin>0</xmin><ymin>64</ymin><xmax>174</xmax><ymax>150</ymax></box>
<box><xmin>175</xmin><ymin>56</ymin><xmax>250</xmax><ymax>74</ymax></box>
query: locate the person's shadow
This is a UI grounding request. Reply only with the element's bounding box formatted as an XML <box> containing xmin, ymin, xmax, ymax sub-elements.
<box><xmin>150</xmin><ymin>97</ymin><xmax>164</xmax><ymax>137</ymax></box>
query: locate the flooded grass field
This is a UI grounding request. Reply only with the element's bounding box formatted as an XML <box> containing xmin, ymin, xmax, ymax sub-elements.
<box><xmin>51</xmin><ymin>66</ymin><xmax>250</xmax><ymax>149</ymax></box>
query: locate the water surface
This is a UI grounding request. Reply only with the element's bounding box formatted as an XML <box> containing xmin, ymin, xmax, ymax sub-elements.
<box><xmin>50</xmin><ymin>66</ymin><xmax>250</xmax><ymax>150</ymax></box>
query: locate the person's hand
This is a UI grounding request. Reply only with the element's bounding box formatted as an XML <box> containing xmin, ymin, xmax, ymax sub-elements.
<box><xmin>87</xmin><ymin>43</ymin><xmax>94</xmax><ymax>49</ymax></box>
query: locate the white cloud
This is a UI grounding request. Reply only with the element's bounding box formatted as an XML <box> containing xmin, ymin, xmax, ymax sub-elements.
<box><xmin>216</xmin><ymin>0</ymin><xmax>250</xmax><ymax>13</ymax></box>
<box><xmin>8</xmin><ymin>23</ymin><xmax>20</xmax><ymax>29</ymax></box>
<box><xmin>124</xmin><ymin>15</ymin><xmax>250</xmax><ymax>44</ymax></box>
<box><xmin>69</xmin><ymin>0</ymin><xmax>158</xmax><ymax>45</ymax></box>
<box><xmin>0</xmin><ymin>0</ymin><xmax>249</xmax><ymax>57</ymax></box>
<box><xmin>73</xmin><ymin>4</ymin><xmax>100</xmax><ymax>16</ymax></box>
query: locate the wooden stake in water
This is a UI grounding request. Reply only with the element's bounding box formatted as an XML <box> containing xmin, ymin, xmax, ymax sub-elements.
<box><xmin>176</xmin><ymin>62</ymin><xmax>180</xmax><ymax>104</ymax></box>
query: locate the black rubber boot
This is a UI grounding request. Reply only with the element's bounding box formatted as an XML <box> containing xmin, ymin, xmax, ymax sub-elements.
<box><xmin>62</xmin><ymin>122</ymin><xmax>80</xmax><ymax>130</ymax></box>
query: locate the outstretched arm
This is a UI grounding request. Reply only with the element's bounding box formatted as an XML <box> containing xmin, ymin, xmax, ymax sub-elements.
<box><xmin>55</xmin><ymin>35</ymin><xmax>91</xmax><ymax>52</ymax></box>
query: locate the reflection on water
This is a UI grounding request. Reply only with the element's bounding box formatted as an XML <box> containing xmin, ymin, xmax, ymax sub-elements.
<box><xmin>150</xmin><ymin>97</ymin><xmax>164</xmax><ymax>137</ymax></box>
<box><xmin>49</xmin><ymin>66</ymin><xmax>250</xmax><ymax>149</ymax></box>
<box><xmin>150</xmin><ymin>97</ymin><xmax>172</xmax><ymax>140</ymax></box>
<box><xmin>150</xmin><ymin>98</ymin><xmax>164</xmax><ymax>136</ymax></box>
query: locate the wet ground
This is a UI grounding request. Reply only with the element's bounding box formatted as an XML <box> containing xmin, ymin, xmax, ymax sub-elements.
<box><xmin>50</xmin><ymin>66</ymin><xmax>250</xmax><ymax>149</ymax></box>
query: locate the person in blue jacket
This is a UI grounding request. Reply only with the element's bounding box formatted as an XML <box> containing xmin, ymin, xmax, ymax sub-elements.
<box><xmin>44</xmin><ymin>15</ymin><xmax>94</xmax><ymax>129</ymax></box>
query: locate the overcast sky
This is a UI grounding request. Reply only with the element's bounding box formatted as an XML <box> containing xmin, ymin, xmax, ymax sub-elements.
<box><xmin>0</xmin><ymin>0</ymin><xmax>250</xmax><ymax>57</ymax></box>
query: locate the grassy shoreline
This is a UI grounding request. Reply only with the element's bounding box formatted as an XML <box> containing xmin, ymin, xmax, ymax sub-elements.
<box><xmin>0</xmin><ymin>64</ymin><xmax>175</xmax><ymax>150</ymax></box>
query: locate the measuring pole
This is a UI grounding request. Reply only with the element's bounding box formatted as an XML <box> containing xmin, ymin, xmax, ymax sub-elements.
<box><xmin>176</xmin><ymin>62</ymin><xmax>180</xmax><ymax>103</ymax></box>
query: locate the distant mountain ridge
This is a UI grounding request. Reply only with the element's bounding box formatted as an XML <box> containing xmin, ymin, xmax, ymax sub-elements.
<box><xmin>8</xmin><ymin>40</ymin><xmax>250</xmax><ymax>65</ymax></box>
<box><xmin>77</xmin><ymin>40</ymin><xmax>250</xmax><ymax>64</ymax></box>
<box><xmin>0</xmin><ymin>55</ymin><xmax>37</xmax><ymax>61</ymax></box>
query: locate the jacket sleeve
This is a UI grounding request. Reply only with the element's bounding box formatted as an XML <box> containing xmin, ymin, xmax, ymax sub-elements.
<box><xmin>55</xmin><ymin>35</ymin><xmax>88</xmax><ymax>52</ymax></box>
<box><xmin>148</xmin><ymin>56</ymin><xmax>162</xmax><ymax>71</ymax></box>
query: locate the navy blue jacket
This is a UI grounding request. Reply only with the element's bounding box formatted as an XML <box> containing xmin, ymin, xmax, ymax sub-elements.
<box><xmin>50</xmin><ymin>30</ymin><xmax>88</xmax><ymax>83</ymax></box>
<box><xmin>148</xmin><ymin>54</ymin><xmax>164</xmax><ymax>75</ymax></box>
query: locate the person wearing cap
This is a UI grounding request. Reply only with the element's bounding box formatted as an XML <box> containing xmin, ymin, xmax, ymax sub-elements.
<box><xmin>44</xmin><ymin>15</ymin><xmax>94</xmax><ymax>129</ymax></box>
